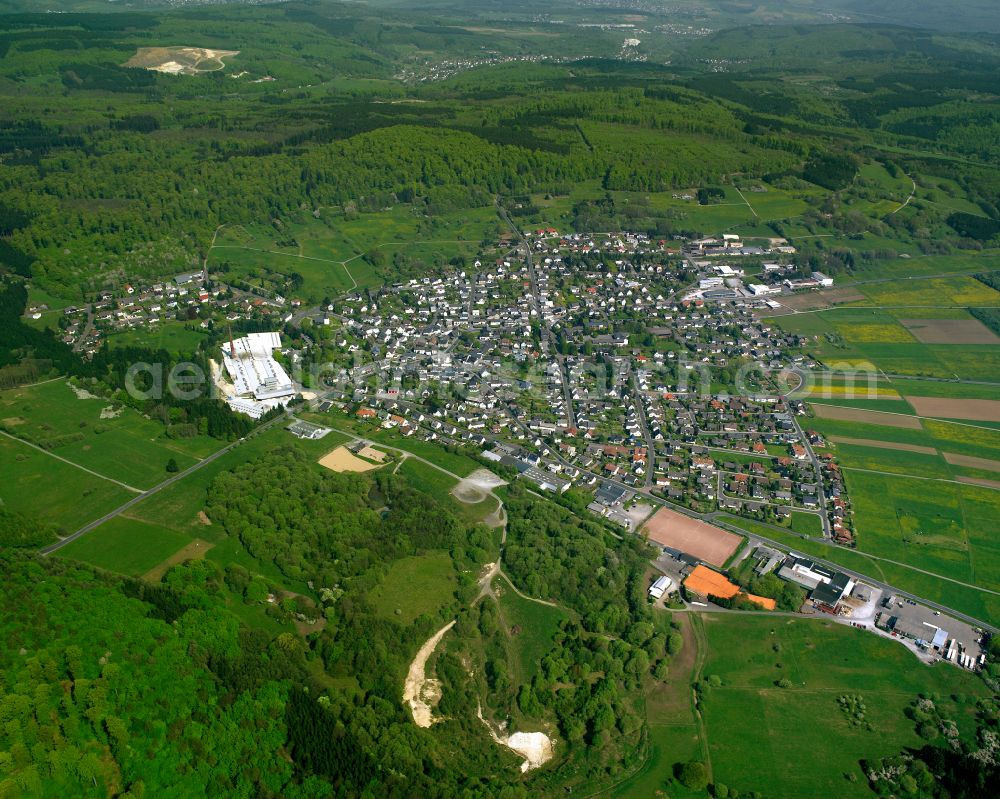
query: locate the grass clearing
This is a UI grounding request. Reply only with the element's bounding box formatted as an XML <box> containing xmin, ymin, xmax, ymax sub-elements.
<box><xmin>0</xmin><ymin>434</ymin><xmax>133</xmax><ymax>533</ymax></box>
<box><xmin>56</xmin><ymin>517</ymin><xmax>190</xmax><ymax>576</ymax></box>
<box><xmin>368</xmin><ymin>552</ymin><xmax>458</xmax><ymax>625</ymax></box>
<box><xmin>0</xmin><ymin>379</ymin><xmax>222</xmax><ymax>488</ymax></box>
<box><xmin>697</xmin><ymin>615</ymin><xmax>989</xmax><ymax>798</ymax></box>
<box><xmin>496</xmin><ymin>581</ymin><xmax>569</xmax><ymax>685</ymax></box>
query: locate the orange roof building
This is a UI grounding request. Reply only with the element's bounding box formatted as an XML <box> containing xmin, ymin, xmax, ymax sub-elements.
<box><xmin>684</xmin><ymin>565</ymin><xmax>776</xmax><ymax>610</ymax></box>
<box><xmin>685</xmin><ymin>565</ymin><xmax>739</xmax><ymax>599</ymax></box>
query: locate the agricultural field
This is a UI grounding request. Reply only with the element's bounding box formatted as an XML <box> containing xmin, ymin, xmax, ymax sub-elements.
<box><xmin>841</xmin><ymin>470</ymin><xmax>1000</xmax><ymax>591</ymax></box>
<box><xmin>0</xmin><ymin>379</ymin><xmax>222</xmax><ymax>489</ymax></box>
<box><xmin>803</xmin><ymin>401</ymin><xmax>1000</xmax><ymax>596</ymax></box>
<box><xmin>616</xmin><ymin>612</ymin><xmax>989</xmax><ymax>799</ymax></box>
<box><xmin>775</xmin><ymin>277</ymin><xmax>1000</xmax><ymax>378</ymax></box>
<box><xmin>210</xmin><ymin>204</ymin><xmax>502</xmax><ymax>302</ymax></box>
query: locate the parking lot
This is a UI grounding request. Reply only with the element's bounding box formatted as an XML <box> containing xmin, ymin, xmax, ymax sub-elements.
<box><xmin>878</xmin><ymin>595</ymin><xmax>986</xmax><ymax>669</ymax></box>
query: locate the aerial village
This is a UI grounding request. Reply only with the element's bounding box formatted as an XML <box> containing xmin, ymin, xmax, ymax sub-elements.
<box><xmin>31</xmin><ymin>227</ymin><xmax>989</xmax><ymax>671</ymax></box>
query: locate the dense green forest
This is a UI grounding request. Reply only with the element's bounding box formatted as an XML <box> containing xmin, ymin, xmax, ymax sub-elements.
<box><xmin>0</xmin><ymin>7</ymin><xmax>998</xmax><ymax>300</ymax></box>
<box><xmin>0</xmin><ymin>450</ymin><xmax>680</xmax><ymax>797</ymax></box>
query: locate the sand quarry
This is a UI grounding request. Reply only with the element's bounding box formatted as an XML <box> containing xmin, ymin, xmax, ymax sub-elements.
<box><xmin>477</xmin><ymin>703</ymin><xmax>555</xmax><ymax>772</ymax></box>
<box><xmin>403</xmin><ymin>620</ymin><xmax>456</xmax><ymax>728</ymax></box>
<box><xmin>404</xmin><ymin>620</ymin><xmax>555</xmax><ymax>771</ymax></box>
<box><xmin>124</xmin><ymin>46</ymin><xmax>239</xmax><ymax>76</ymax></box>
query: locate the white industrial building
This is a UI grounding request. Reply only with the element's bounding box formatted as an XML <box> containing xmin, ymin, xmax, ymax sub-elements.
<box><xmin>220</xmin><ymin>331</ymin><xmax>296</xmax><ymax>418</ymax></box>
<box><xmin>648</xmin><ymin>575</ymin><xmax>673</xmax><ymax>600</ymax></box>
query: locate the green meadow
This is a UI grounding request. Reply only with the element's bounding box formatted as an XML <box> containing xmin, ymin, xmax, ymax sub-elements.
<box><xmin>368</xmin><ymin>551</ymin><xmax>459</xmax><ymax>625</ymax></box>
<box><xmin>0</xmin><ymin>434</ymin><xmax>132</xmax><ymax>533</ymax></box>
<box><xmin>0</xmin><ymin>379</ymin><xmax>223</xmax><ymax>489</ymax></box>
<box><xmin>615</xmin><ymin>614</ymin><xmax>988</xmax><ymax>799</ymax></box>
<box><xmin>842</xmin><ymin>470</ymin><xmax>1000</xmax><ymax>593</ymax></box>
<box><xmin>210</xmin><ymin>204</ymin><xmax>502</xmax><ymax>301</ymax></box>
<box><xmin>496</xmin><ymin>581</ymin><xmax>570</xmax><ymax>685</ymax></box>
<box><xmin>56</xmin><ymin>517</ymin><xmax>190</xmax><ymax>577</ymax></box>
<box><xmin>697</xmin><ymin>616</ymin><xmax>989</xmax><ymax>798</ymax></box>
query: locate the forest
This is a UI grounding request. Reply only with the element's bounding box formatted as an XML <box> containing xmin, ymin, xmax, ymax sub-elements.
<box><xmin>1</xmin><ymin>8</ymin><xmax>997</xmax><ymax>302</ymax></box>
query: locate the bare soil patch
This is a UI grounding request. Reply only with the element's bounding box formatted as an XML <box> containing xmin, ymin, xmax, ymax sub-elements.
<box><xmin>811</xmin><ymin>403</ymin><xmax>922</xmax><ymax>428</ymax></box>
<box><xmin>124</xmin><ymin>46</ymin><xmax>239</xmax><ymax>76</ymax></box>
<box><xmin>451</xmin><ymin>468</ymin><xmax>507</xmax><ymax>504</ymax></box>
<box><xmin>642</xmin><ymin>507</ymin><xmax>741</xmax><ymax>567</ymax></box>
<box><xmin>942</xmin><ymin>452</ymin><xmax>1000</xmax><ymax>473</ymax></box>
<box><xmin>829</xmin><ymin>436</ymin><xmax>938</xmax><ymax>455</ymax></box>
<box><xmin>404</xmin><ymin>620</ymin><xmax>456</xmax><ymax>728</ymax></box>
<box><xmin>197</xmin><ymin>510</ymin><xmax>212</xmax><ymax>525</ymax></box>
<box><xmin>356</xmin><ymin>445</ymin><xmax>387</xmax><ymax>463</ymax></box>
<box><xmin>906</xmin><ymin>397</ymin><xmax>1000</xmax><ymax>423</ymax></box>
<box><xmin>142</xmin><ymin>538</ymin><xmax>213</xmax><ymax>583</ymax></box>
<box><xmin>319</xmin><ymin>446</ymin><xmax>382</xmax><ymax>473</ymax></box>
<box><xmin>900</xmin><ymin>318</ymin><xmax>1000</xmax><ymax>344</ymax></box>
<box><xmin>759</xmin><ymin>287</ymin><xmax>864</xmax><ymax>314</ymax></box>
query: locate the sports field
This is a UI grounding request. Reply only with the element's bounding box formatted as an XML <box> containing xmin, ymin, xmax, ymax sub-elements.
<box><xmin>642</xmin><ymin>507</ymin><xmax>742</xmax><ymax>567</ymax></box>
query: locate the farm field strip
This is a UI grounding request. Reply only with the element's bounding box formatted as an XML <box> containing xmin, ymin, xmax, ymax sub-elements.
<box><xmin>828</xmin><ymin>435</ymin><xmax>937</xmax><ymax>455</ymax></box>
<box><xmin>811</xmin><ymin>403</ymin><xmax>923</xmax><ymax>428</ymax></box>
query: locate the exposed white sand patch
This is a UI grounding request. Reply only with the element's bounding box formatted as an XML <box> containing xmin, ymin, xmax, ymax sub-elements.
<box><xmin>69</xmin><ymin>383</ymin><xmax>99</xmax><ymax>400</ymax></box>
<box><xmin>209</xmin><ymin>359</ymin><xmax>236</xmax><ymax>398</ymax></box>
<box><xmin>452</xmin><ymin>467</ymin><xmax>507</xmax><ymax>503</ymax></box>
<box><xmin>99</xmin><ymin>405</ymin><xmax>122</xmax><ymax>420</ymax></box>
<box><xmin>477</xmin><ymin>703</ymin><xmax>554</xmax><ymax>772</ymax></box>
<box><xmin>404</xmin><ymin>620</ymin><xmax>456</xmax><ymax>727</ymax></box>
<box><xmin>153</xmin><ymin>61</ymin><xmax>185</xmax><ymax>75</ymax></box>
